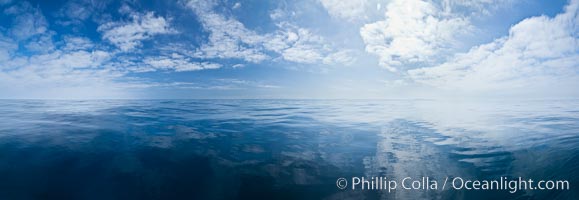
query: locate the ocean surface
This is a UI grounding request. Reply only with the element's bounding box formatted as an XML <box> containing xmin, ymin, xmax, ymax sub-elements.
<box><xmin>0</xmin><ymin>99</ymin><xmax>577</xmax><ymax>200</ymax></box>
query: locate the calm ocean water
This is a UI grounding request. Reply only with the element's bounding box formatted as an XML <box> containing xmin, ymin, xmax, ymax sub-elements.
<box><xmin>0</xmin><ymin>99</ymin><xmax>577</xmax><ymax>200</ymax></box>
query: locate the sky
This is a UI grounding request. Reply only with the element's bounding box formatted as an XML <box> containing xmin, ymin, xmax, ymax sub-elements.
<box><xmin>0</xmin><ymin>0</ymin><xmax>577</xmax><ymax>99</ymax></box>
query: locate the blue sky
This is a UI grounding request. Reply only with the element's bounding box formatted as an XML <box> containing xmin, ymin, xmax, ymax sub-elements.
<box><xmin>0</xmin><ymin>0</ymin><xmax>577</xmax><ymax>99</ymax></box>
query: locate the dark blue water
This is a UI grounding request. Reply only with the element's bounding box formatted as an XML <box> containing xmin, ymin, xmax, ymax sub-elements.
<box><xmin>0</xmin><ymin>100</ymin><xmax>577</xmax><ymax>200</ymax></box>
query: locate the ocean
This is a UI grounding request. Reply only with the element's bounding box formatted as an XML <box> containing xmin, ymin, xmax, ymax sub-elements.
<box><xmin>0</xmin><ymin>99</ymin><xmax>577</xmax><ymax>199</ymax></box>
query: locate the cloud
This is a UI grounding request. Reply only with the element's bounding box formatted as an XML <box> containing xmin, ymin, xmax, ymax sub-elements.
<box><xmin>408</xmin><ymin>0</ymin><xmax>579</xmax><ymax>93</ymax></box>
<box><xmin>215</xmin><ymin>78</ymin><xmax>281</xmax><ymax>89</ymax></box>
<box><xmin>323</xmin><ymin>50</ymin><xmax>358</xmax><ymax>66</ymax></box>
<box><xmin>0</xmin><ymin>28</ymin><xmax>136</xmax><ymax>98</ymax></box>
<box><xmin>0</xmin><ymin>0</ymin><xmax>12</xmax><ymax>6</ymax></box>
<box><xmin>56</xmin><ymin>0</ymin><xmax>110</xmax><ymax>26</ymax></box>
<box><xmin>2</xmin><ymin>0</ymin><xmax>355</xmax><ymax>98</ymax></box>
<box><xmin>265</xmin><ymin>23</ymin><xmax>327</xmax><ymax>64</ymax></box>
<box><xmin>360</xmin><ymin>0</ymin><xmax>470</xmax><ymax>71</ymax></box>
<box><xmin>266</xmin><ymin>22</ymin><xmax>359</xmax><ymax>66</ymax></box>
<box><xmin>232</xmin><ymin>2</ymin><xmax>241</xmax><ymax>10</ymax></box>
<box><xmin>0</xmin><ymin>48</ymin><xmax>125</xmax><ymax>98</ymax></box>
<box><xmin>144</xmin><ymin>53</ymin><xmax>222</xmax><ymax>72</ymax></box>
<box><xmin>441</xmin><ymin>0</ymin><xmax>510</xmax><ymax>16</ymax></box>
<box><xmin>319</xmin><ymin>0</ymin><xmax>369</xmax><ymax>22</ymax></box>
<box><xmin>4</xmin><ymin>49</ymin><xmax>111</xmax><ymax>74</ymax></box>
<box><xmin>231</xmin><ymin>63</ymin><xmax>245</xmax><ymax>68</ymax></box>
<box><xmin>185</xmin><ymin>0</ymin><xmax>356</xmax><ymax>66</ymax></box>
<box><xmin>269</xmin><ymin>8</ymin><xmax>286</xmax><ymax>21</ymax></box>
<box><xmin>0</xmin><ymin>33</ymin><xmax>17</xmax><ymax>62</ymax></box>
<box><xmin>137</xmin><ymin>78</ymin><xmax>280</xmax><ymax>91</ymax></box>
<box><xmin>62</xmin><ymin>36</ymin><xmax>95</xmax><ymax>51</ymax></box>
<box><xmin>186</xmin><ymin>0</ymin><xmax>268</xmax><ymax>62</ymax></box>
<box><xmin>98</xmin><ymin>12</ymin><xmax>175</xmax><ymax>51</ymax></box>
<box><xmin>24</xmin><ymin>34</ymin><xmax>55</xmax><ymax>53</ymax></box>
<box><xmin>3</xmin><ymin>1</ymin><xmax>48</xmax><ymax>40</ymax></box>
<box><xmin>61</xmin><ymin>1</ymin><xmax>91</xmax><ymax>21</ymax></box>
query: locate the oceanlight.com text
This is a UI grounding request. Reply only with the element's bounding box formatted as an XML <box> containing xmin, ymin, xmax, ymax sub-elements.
<box><xmin>336</xmin><ymin>176</ymin><xmax>569</xmax><ymax>194</ymax></box>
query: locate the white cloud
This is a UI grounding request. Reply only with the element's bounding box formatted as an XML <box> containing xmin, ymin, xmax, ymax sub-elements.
<box><xmin>186</xmin><ymin>0</ymin><xmax>268</xmax><ymax>62</ymax></box>
<box><xmin>62</xmin><ymin>36</ymin><xmax>94</xmax><ymax>51</ymax></box>
<box><xmin>4</xmin><ymin>2</ymin><xmax>48</xmax><ymax>40</ymax></box>
<box><xmin>216</xmin><ymin>78</ymin><xmax>281</xmax><ymax>89</ymax></box>
<box><xmin>0</xmin><ymin>29</ymin><xmax>147</xmax><ymax>99</ymax></box>
<box><xmin>231</xmin><ymin>63</ymin><xmax>245</xmax><ymax>68</ymax></box>
<box><xmin>0</xmin><ymin>2</ymin><xmax>118</xmax><ymax>98</ymax></box>
<box><xmin>360</xmin><ymin>0</ymin><xmax>470</xmax><ymax>71</ymax></box>
<box><xmin>185</xmin><ymin>0</ymin><xmax>355</xmax><ymax>66</ymax></box>
<box><xmin>24</xmin><ymin>50</ymin><xmax>110</xmax><ymax>71</ymax></box>
<box><xmin>408</xmin><ymin>0</ymin><xmax>579</xmax><ymax>93</ymax></box>
<box><xmin>0</xmin><ymin>33</ymin><xmax>16</xmax><ymax>62</ymax></box>
<box><xmin>323</xmin><ymin>50</ymin><xmax>358</xmax><ymax>66</ymax></box>
<box><xmin>319</xmin><ymin>0</ymin><xmax>369</xmax><ymax>22</ymax></box>
<box><xmin>174</xmin><ymin>62</ymin><xmax>221</xmax><ymax>72</ymax></box>
<box><xmin>232</xmin><ymin>2</ymin><xmax>241</xmax><ymax>10</ymax></box>
<box><xmin>441</xmin><ymin>0</ymin><xmax>509</xmax><ymax>16</ymax></box>
<box><xmin>25</xmin><ymin>34</ymin><xmax>55</xmax><ymax>53</ymax></box>
<box><xmin>60</xmin><ymin>1</ymin><xmax>91</xmax><ymax>21</ymax></box>
<box><xmin>269</xmin><ymin>8</ymin><xmax>287</xmax><ymax>21</ymax></box>
<box><xmin>281</xmin><ymin>46</ymin><xmax>323</xmax><ymax>63</ymax></box>
<box><xmin>56</xmin><ymin>0</ymin><xmax>109</xmax><ymax>26</ymax></box>
<box><xmin>0</xmin><ymin>47</ymin><xmax>127</xmax><ymax>98</ymax></box>
<box><xmin>265</xmin><ymin>22</ymin><xmax>360</xmax><ymax>66</ymax></box>
<box><xmin>144</xmin><ymin>54</ymin><xmax>222</xmax><ymax>72</ymax></box>
<box><xmin>265</xmin><ymin>24</ymin><xmax>327</xmax><ymax>64</ymax></box>
<box><xmin>0</xmin><ymin>0</ymin><xmax>12</xmax><ymax>6</ymax></box>
<box><xmin>98</xmin><ymin>12</ymin><xmax>175</xmax><ymax>51</ymax></box>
